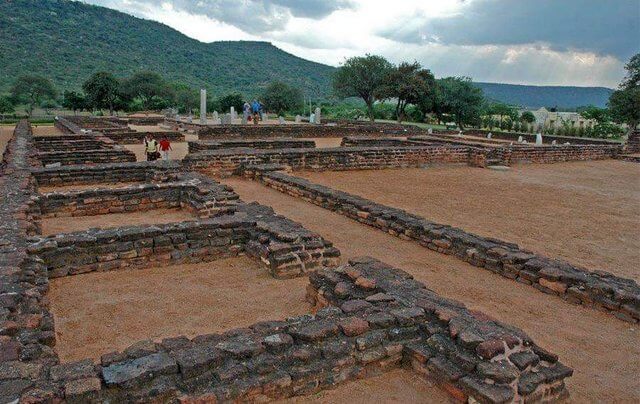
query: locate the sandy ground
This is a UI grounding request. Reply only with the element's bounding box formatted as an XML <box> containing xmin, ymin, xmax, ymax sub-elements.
<box><xmin>223</xmin><ymin>177</ymin><xmax>640</xmax><ymax>404</ymax></box>
<box><xmin>281</xmin><ymin>369</ymin><xmax>451</xmax><ymax>404</ymax></box>
<box><xmin>39</xmin><ymin>208</ymin><xmax>195</xmax><ymax>235</ymax></box>
<box><xmin>32</xmin><ymin>125</ymin><xmax>64</xmax><ymax>136</ymax></box>
<box><xmin>125</xmin><ymin>142</ymin><xmax>189</xmax><ymax>161</ymax></box>
<box><xmin>38</xmin><ymin>182</ymin><xmax>144</xmax><ymax>193</ymax></box>
<box><xmin>0</xmin><ymin>125</ymin><xmax>14</xmax><ymax>161</ymax></box>
<box><xmin>300</xmin><ymin>137</ymin><xmax>343</xmax><ymax>148</ymax></box>
<box><xmin>129</xmin><ymin>124</ymin><xmax>174</xmax><ymax>132</ymax></box>
<box><xmin>297</xmin><ymin>162</ymin><xmax>640</xmax><ymax>282</ymax></box>
<box><xmin>49</xmin><ymin>256</ymin><xmax>310</xmax><ymax>362</ymax></box>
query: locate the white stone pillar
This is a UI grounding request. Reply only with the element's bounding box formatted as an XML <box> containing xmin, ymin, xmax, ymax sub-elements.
<box><xmin>314</xmin><ymin>107</ymin><xmax>321</xmax><ymax>124</ymax></box>
<box><xmin>200</xmin><ymin>89</ymin><xmax>207</xmax><ymax>125</ymax></box>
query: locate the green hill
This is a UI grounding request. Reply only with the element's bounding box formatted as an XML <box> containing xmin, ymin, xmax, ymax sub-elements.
<box><xmin>474</xmin><ymin>82</ymin><xmax>614</xmax><ymax>109</ymax></box>
<box><xmin>0</xmin><ymin>0</ymin><xmax>334</xmax><ymax>97</ymax></box>
<box><xmin>0</xmin><ymin>0</ymin><xmax>616</xmax><ymax>109</ymax></box>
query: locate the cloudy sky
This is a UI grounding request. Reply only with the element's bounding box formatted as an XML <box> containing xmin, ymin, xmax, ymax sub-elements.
<box><xmin>86</xmin><ymin>0</ymin><xmax>639</xmax><ymax>88</ymax></box>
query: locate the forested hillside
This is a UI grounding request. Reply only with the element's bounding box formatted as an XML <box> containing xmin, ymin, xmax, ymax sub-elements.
<box><xmin>0</xmin><ymin>0</ymin><xmax>334</xmax><ymax>96</ymax></box>
<box><xmin>475</xmin><ymin>82</ymin><xmax>613</xmax><ymax>109</ymax></box>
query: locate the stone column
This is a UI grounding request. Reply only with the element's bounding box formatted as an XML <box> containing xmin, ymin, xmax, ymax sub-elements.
<box><xmin>314</xmin><ymin>107</ymin><xmax>321</xmax><ymax>124</ymax></box>
<box><xmin>200</xmin><ymin>89</ymin><xmax>207</xmax><ymax>125</ymax></box>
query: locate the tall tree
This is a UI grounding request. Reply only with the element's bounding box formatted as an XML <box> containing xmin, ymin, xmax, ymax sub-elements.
<box><xmin>438</xmin><ymin>77</ymin><xmax>485</xmax><ymax>130</ymax></box>
<box><xmin>0</xmin><ymin>96</ymin><xmax>14</xmax><ymax>120</ymax></box>
<box><xmin>609</xmin><ymin>53</ymin><xmax>640</xmax><ymax>132</ymax></box>
<box><xmin>217</xmin><ymin>93</ymin><xmax>245</xmax><ymax>113</ymax></box>
<box><xmin>62</xmin><ymin>90</ymin><xmax>85</xmax><ymax>115</ymax></box>
<box><xmin>10</xmin><ymin>75</ymin><xmax>57</xmax><ymax>117</ymax></box>
<box><xmin>261</xmin><ymin>81</ymin><xmax>303</xmax><ymax>115</ymax></box>
<box><xmin>489</xmin><ymin>103</ymin><xmax>518</xmax><ymax>125</ymax></box>
<box><xmin>333</xmin><ymin>55</ymin><xmax>393</xmax><ymax>121</ymax></box>
<box><xmin>120</xmin><ymin>71</ymin><xmax>172</xmax><ymax>110</ymax></box>
<box><xmin>382</xmin><ymin>62</ymin><xmax>435</xmax><ymax>123</ymax></box>
<box><xmin>82</xmin><ymin>72</ymin><xmax>120</xmax><ymax>115</ymax></box>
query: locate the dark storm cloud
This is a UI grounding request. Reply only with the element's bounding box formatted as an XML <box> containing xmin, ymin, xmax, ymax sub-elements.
<box><xmin>90</xmin><ymin>0</ymin><xmax>354</xmax><ymax>33</ymax></box>
<box><xmin>378</xmin><ymin>0</ymin><xmax>640</xmax><ymax>59</ymax></box>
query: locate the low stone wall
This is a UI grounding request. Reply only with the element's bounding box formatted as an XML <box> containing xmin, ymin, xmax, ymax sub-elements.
<box><xmin>625</xmin><ymin>130</ymin><xmax>640</xmax><ymax>153</ymax></box>
<box><xmin>184</xmin><ymin>145</ymin><xmax>480</xmax><ymax>175</ymax></box>
<box><xmin>34</xmin><ymin>136</ymin><xmax>109</xmax><ymax>152</ymax></box>
<box><xmin>33</xmin><ymin>161</ymin><xmax>182</xmax><ymax>186</ymax></box>
<box><xmin>29</xmin><ymin>202</ymin><xmax>340</xmax><ymax>279</ymax></box>
<box><xmin>340</xmin><ymin>137</ymin><xmax>418</xmax><ymax>147</ymax></box>
<box><xmin>32</xmin><ymin>173</ymin><xmax>239</xmax><ymax>220</ymax></box>
<box><xmin>461</xmin><ymin>129</ymin><xmax>622</xmax><ymax>146</ymax></box>
<box><xmin>497</xmin><ymin>144</ymin><xmax>621</xmax><ymax>164</ymax></box>
<box><xmin>188</xmin><ymin>139</ymin><xmax>316</xmax><ymax>153</ymax></box>
<box><xmin>193</xmin><ymin>122</ymin><xmax>419</xmax><ymax>139</ymax></box>
<box><xmin>103</xmin><ymin>131</ymin><xmax>185</xmax><ymax>144</ymax></box>
<box><xmin>28</xmin><ymin>258</ymin><xmax>570</xmax><ymax>403</ymax></box>
<box><xmin>38</xmin><ymin>148</ymin><xmax>137</xmax><ymax>166</ymax></box>
<box><xmin>248</xmin><ymin>170</ymin><xmax>640</xmax><ymax>323</ymax></box>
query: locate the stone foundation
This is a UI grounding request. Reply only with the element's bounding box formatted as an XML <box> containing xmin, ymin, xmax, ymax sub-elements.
<box><xmin>246</xmin><ymin>169</ymin><xmax>640</xmax><ymax>323</ymax></box>
<box><xmin>33</xmin><ymin>161</ymin><xmax>182</xmax><ymax>186</ymax></box>
<box><xmin>184</xmin><ymin>145</ymin><xmax>480</xmax><ymax>175</ymax></box>
<box><xmin>188</xmin><ymin>139</ymin><xmax>316</xmax><ymax>153</ymax></box>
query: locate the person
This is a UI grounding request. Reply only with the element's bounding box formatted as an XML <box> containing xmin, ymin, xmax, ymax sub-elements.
<box><xmin>242</xmin><ymin>101</ymin><xmax>251</xmax><ymax>123</ymax></box>
<box><xmin>159</xmin><ymin>136</ymin><xmax>172</xmax><ymax>161</ymax></box>
<box><xmin>144</xmin><ymin>135</ymin><xmax>159</xmax><ymax>161</ymax></box>
<box><xmin>258</xmin><ymin>101</ymin><xmax>265</xmax><ymax>122</ymax></box>
<box><xmin>251</xmin><ymin>99</ymin><xmax>261</xmax><ymax>125</ymax></box>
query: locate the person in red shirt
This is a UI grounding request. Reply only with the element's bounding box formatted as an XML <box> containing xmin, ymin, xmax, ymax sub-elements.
<box><xmin>159</xmin><ymin>136</ymin><xmax>172</xmax><ymax>161</ymax></box>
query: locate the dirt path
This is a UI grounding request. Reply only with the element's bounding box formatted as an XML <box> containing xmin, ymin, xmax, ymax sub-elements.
<box><xmin>49</xmin><ymin>256</ymin><xmax>310</xmax><ymax>363</ymax></box>
<box><xmin>223</xmin><ymin>177</ymin><xmax>640</xmax><ymax>404</ymax></box>
<box><xmin>39</xmin><ymin>208</ymin><xmax>195</xmax><ymax>235</ymax></box>
<box><xmin>298</xmin><ymin>162</ymin><xmax>640</xmax><ymax>281</ymax></box>
<box><xmin>281</xmin><ymin>369</ymin><xmax>450</xmax><ymax>403</ymax></box>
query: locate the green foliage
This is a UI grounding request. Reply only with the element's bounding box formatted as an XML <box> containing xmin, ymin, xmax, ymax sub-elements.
<box><xmin>608</xmin><ymin>53</ymin><xmax>640</xmax><ymax>130</ymax></box>
<box><xmin>217</xmin><ymin>93</ymin><xmax>245</xmax><ymax>113</ymax></box>
<box><xmin>171</xmin><ymin>83</ymin><xmax>199</xmax><ymax>113</ymax></box>
<box><xmin>333</xmin><ymin>55</ymin><xmax>394</xmax><ymax>121</ymax></box>
<box><xmin>261</xmin><ymin>81</ymin><xmax>303</xmax><ymax>115</ymax></box>
<box><xmin>120</xmin><ymin>71</ymin><xmax>173</xmax><ymax>110</ymax></box>
<box><xmin>579</xmin><ymin>105</ymin><xmax>609</xmax><ymax>123</ymax></box>
<box><xmin>520</xmin><ymin>111</ymin><xmax>535</xmax><ymax>123</ymax></box>
<box><xmin>0</xmin><ymin>0</ymin><xmax>333</xmax><ymax>97</ymax></box>
<box><xmin>82</xmin><ymin>72</ymin><xmax>120</xmax><ymax>114</ymax></box>
<box><xmin>381</xmin><ymin>61</ymin><xmax>436</xmax><ymax>123</ymax></box>
<box><xmin>61</xmin><ymin>90</ymin><xmax>85</xmax><ymax>113</ymax></box>
<box><xmin>488</xmin><ymin>102</ymin><xmax>518</xmax><ymax>124</ymax></box>
<box><xmin>10</xmin><ymin>75</ymin><xmax>57</xmax><ymax>117</ymax></box>
<box><xmin>0</xmin><ymin>96</ymin><xmax>14</xmax><ymax>115</ymax></box>
<box><xmin>437</xmin><ymin>77</ymin><xmax>484</xmax><ymax>129</ymax></box>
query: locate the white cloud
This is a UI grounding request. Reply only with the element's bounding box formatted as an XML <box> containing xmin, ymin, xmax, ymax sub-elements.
<box><xmin>84</xmin><ymin>0</ymin><xmax>636</xmax><ymax>87</ymax></box>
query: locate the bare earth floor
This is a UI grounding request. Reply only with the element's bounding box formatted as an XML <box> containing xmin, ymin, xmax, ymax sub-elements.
<box><xmin>39</xmin><ymin>208</ymin><xmax>195</xmax><ymax>235</ymax></box>
<box><xmin>299</xmin><ymin>137</ymin><xmax>343</xmax><ymax>148</ymax></box>
<box><xmin>124</xmin><ymin>142</ymin><xmax>189</xmax><ymax>161</ymax></box>
<box><xmin>49</xmin><ymin>256</ymin><xmax>310</xmax><ymax>363</ymax></box>
<box><xmin>297</xmin><ymin>161</ymin><xmax>640</xmax><ymax>281</ymax></box>
<box><xmin>223</xmin><ymin>177</ymin><xmax>640</xmax><ymax>404</ymax></box>
<box><xmin>280</xmin><ymin>369</ymin><xmax>451</xmax><ymax>404</ymax></box>
<box><xmin>0</xmin><ymin>125</ymin><xmax>15</xmax><ymax>161</ymax></box>
<box><xmin>32</xmin><ymin>125</ymin><xmax>64</xmax><ymax>136</ymax></box>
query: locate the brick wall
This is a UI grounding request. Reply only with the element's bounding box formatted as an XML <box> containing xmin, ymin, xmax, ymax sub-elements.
<box><xmin>184</xmin><ymin>145</ymin><xmax>477</xmax><ymax>175</ymax></box>
<box><xmin>33</xmin><ymin>161</ymin><xmax>182</xmax><ymax>186</ymax></box>
<box><xmin>188</xmin><ymin>139</ymin><xmax>316</xmax><ymax>153</ymax></box>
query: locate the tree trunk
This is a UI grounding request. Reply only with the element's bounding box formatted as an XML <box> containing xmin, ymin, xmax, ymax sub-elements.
<box><xmin>366</xmin><ymin>101</ymin><xmax>375</xmax><ymax>122</ymax></box>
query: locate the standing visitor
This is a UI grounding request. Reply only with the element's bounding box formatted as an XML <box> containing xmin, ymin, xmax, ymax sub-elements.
<box><xmin>259</xmin><ymin>100</ymin><xmax>265</xmax><ymax>122</ymax></box>
<box><xmin>144</xmin><ymin>135</ymin><xmax>159</xmax><ymax>161</ymax></box>
<box><xmin>251</xmin><ymin>99</ymin><xmax>261</xmax><ymax>125</ymax></box>
<box><xmin>159</xmin><ymin>136</ymin><xmax>172</xmax><ymax>161</ymax></box>
<box><xmin>243</xmin><ymin>102</ymin><xmax>251</xmax><ymax>123</ymax></box>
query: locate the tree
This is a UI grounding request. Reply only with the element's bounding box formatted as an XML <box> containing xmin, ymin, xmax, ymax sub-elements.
<box><xmin>381</xmin><ymin>61</ymin><xmax>435</xmax><ymax>123</ymax></box>
<box><xmin>438</xmin><ymin>77</ymin><xmax>485</xmax><ymax>129</ymax></box>
<box><xmin>489</xmin><ymin>103</ymin><xmax>518</xmax><ymax>126</ymax></box>
<box><xmin>120</xmin><ymin>71</ymin><xmax>173</xmax><ymax>110</ymax></box>
<box><xmin>82</xmin><ymin>72</ymin><xmax>120</xmax><ymax>115</ymax></box>
<box><xmin>608</xmin><ymin>53</ymin><xmax>640</xmax><ymax>132</ymax></box>
<box><xmin>217</xmin><ymin>93</ymin><xmax>244</xmax><ymax>113</ymax></box>
<box><xmin>520</xmin><ymin>111</ymin><xmax>536</xmax><ymax>124</ymax></box>
<box><xmin>0</xmin><ymin>96</ymin><xmax>14</xmax><ymax>120</ymax></box>
<box><xmin>579</xmin><ymin>106</ymin><xmax>609</xmax><ymax>123</ymax></box>
<box><xmin>62</xmin><ymin>91</ymin><xmax>85</xmax><ymax>114</ymax></box>
<box><xmin>172</xmin><ymin>84</ymin><xmax>199</xmax><ymax>114</ymax></box>
<box><xmin>10</xmin><ymin>75</ymin><xmax>57</xmax><ymax>117</ymax></box>
<box><xmin>333</xmin><ymin>55</ymin><xmax>393</xmax><ymax>121</ymax></box>
<box><xmin>261</xmin><ymin>81</ymin><xmax>303</xmax><ymax>115</ymax></box>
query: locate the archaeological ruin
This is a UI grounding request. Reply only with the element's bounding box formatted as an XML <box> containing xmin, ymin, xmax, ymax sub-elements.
<box><xmin>1</xmin><ymin>116</ymin><xmax>639</xmax><ymax>403</ymax></box>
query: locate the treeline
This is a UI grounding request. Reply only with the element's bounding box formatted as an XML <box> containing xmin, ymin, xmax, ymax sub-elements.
<box><xmin>0</xmin><ymin>71</ymin><xmax>306</xmax><ymax>118</ymax></box>
<box><xmin>330</xmin><ymin>53</ymin><xmax>639</xmax><ymax>136</ymax></box>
